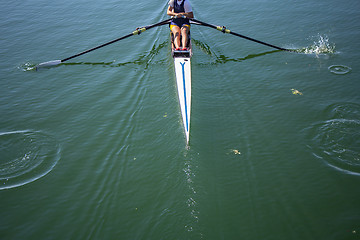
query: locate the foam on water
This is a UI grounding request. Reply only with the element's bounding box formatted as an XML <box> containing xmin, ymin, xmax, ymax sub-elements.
<box><xmin>19</xmin><ymin>62</ymin><xmax>38</xmax><ymax>72</ymax></box>
<box><xmin>298</xmin><ymin>34</ymin><xmax>336</xmax><ymax>55</ymax></box>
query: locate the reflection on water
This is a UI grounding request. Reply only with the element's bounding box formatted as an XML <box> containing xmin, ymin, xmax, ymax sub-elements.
<box><xmin>192</xmin><ymin>38</ymin><xmax>282</xmax><ymax>64</ymax></box>
<box><xmin>214</xmin><ymin>50</ymin><xmax>282</xmax><ymax>64</ymax></box>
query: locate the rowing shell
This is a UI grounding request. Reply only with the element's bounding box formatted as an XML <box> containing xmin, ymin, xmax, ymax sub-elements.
<box><xmin>171</xmin><ymin>33</ymin><xmax>192</xmax><ymax>144</ymax></box>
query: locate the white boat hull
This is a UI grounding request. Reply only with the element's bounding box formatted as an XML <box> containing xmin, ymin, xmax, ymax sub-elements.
<box><xmin>174</xmin><ymin>57</ymin><xmax>191</xmax><ymax>144</ymax></box>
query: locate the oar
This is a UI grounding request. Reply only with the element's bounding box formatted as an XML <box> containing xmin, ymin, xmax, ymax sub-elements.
<box><xmin>36</xmin><ymin>18</ymin><xmax>172</xmax><ymax>69</ymax></box>
<box><xmin>190</xmin><ymin>18</ymin><xmax>293</xmax><ymax>52</ymax></box>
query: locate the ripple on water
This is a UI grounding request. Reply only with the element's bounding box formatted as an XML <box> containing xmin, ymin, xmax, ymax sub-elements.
<box><xmin>328</xmin><ymin>65</ymin><xmax>352</xmax><ymax>75</ymax></box>
<box><xmin>307</xmin><ymin>103</ymin><xmax>360</xmax><ymax>175</ymax></box>
<box><xmin>0</xmin><ymin>130</ymin><xmax>61</xmax><ymax>190</ymax></box>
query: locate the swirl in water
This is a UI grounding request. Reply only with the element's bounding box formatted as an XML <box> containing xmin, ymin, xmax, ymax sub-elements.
<box><xmin>0</xmin><ymin>130</ymin><xmax>61</xmax><ymax>190</ymax></box>
<box><xmin>307</xmin><ymin>103</ymin><xmax>360</xmax><ymax>175</ymax></box>
<box><xmin>328</xmin><ymin>65</ymin><xmax>352</xmax><ymax>75</ymax></box>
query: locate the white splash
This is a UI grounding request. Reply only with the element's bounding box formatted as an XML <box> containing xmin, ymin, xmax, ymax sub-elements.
<box><xmin>299</xmin><ymin>34</ymin><xmax>336</xmax><ymax>55</ymax></box>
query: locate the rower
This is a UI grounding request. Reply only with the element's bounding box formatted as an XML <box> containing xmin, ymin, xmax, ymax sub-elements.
<box><xmin>167</xmin><ymin>0</ymin><xmax>194</xmax><ymax>51</ymax></box>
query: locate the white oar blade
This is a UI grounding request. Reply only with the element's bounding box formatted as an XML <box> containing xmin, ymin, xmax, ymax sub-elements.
<box><xmin>36</xmin><ymin>60</ymin><xmax>62</xmax><ymax>69</ymax></box>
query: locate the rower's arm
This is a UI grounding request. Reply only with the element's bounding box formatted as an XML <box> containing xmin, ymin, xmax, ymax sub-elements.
<box><xmin>167</xmin><ymin>6</ymin><xmax>176</xmax><ymax>17</ymax></box>
<box><xmin>167</xmin><ymin>6</ymin><xmax>194</xmax><ymax>18</ymax></box>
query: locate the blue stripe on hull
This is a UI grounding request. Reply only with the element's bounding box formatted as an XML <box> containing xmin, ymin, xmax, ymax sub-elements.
<box><xmin>180</xmin><ymin>61</ymin><xmax>189</xmax><ymax>133</ymax></box>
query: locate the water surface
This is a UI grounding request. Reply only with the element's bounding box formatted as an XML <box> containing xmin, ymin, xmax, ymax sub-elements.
<box><xmin>1</xmin><ymin>0</ymin><xmax>359</xmax><ymax>239</ymax></box>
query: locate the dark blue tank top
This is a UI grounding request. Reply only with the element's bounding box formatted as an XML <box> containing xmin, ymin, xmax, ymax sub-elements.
<box><xmin>171</xmin><ymin>0</ymin><xmax>190</xmax><ymax>26</ymax></box>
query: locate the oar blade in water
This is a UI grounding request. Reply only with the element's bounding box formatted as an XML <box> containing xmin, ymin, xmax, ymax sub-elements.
<box><xmin>36</xmin><ymin>60</ymin><xmax>62</xmax><ymax>69</ymax></box>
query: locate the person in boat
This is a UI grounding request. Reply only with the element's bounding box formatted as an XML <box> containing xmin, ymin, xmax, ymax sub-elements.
<box><xmin>167</xmin><ymin>0</ymin><xmax>194</xmax><ymax>51</ymax></box>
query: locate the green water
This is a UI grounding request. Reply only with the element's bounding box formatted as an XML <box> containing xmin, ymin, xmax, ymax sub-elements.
<box><xmin>1</xmin><ymin>0</ymin><xmax>360</xmax><ymax>239</ymax></box>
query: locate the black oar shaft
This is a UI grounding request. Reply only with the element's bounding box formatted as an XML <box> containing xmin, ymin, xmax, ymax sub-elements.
<box><xmin>61</xmin><ymin>33</ymin><xmax>133</xmax><ymax>62</ymax></box>
<box><xmin>61</xmin><ymin>18</ymin><xmax>172</xmax><ymax>63</ymax></box>
<box><xmin>229</xmin><ymin>31</ymin><xmax>289</xmax><ymax>51</ymax></box>
<box><xmin>190</xmin><ymin>18</ymin><xmax>291</xmax><ymax>52</ymax></box>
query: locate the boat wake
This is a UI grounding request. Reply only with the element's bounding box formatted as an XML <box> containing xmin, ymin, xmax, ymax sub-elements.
<box><xmin>182</xmin><ymin>149</ymin><xmax>202</xmax><ymax>237</ymax></box>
